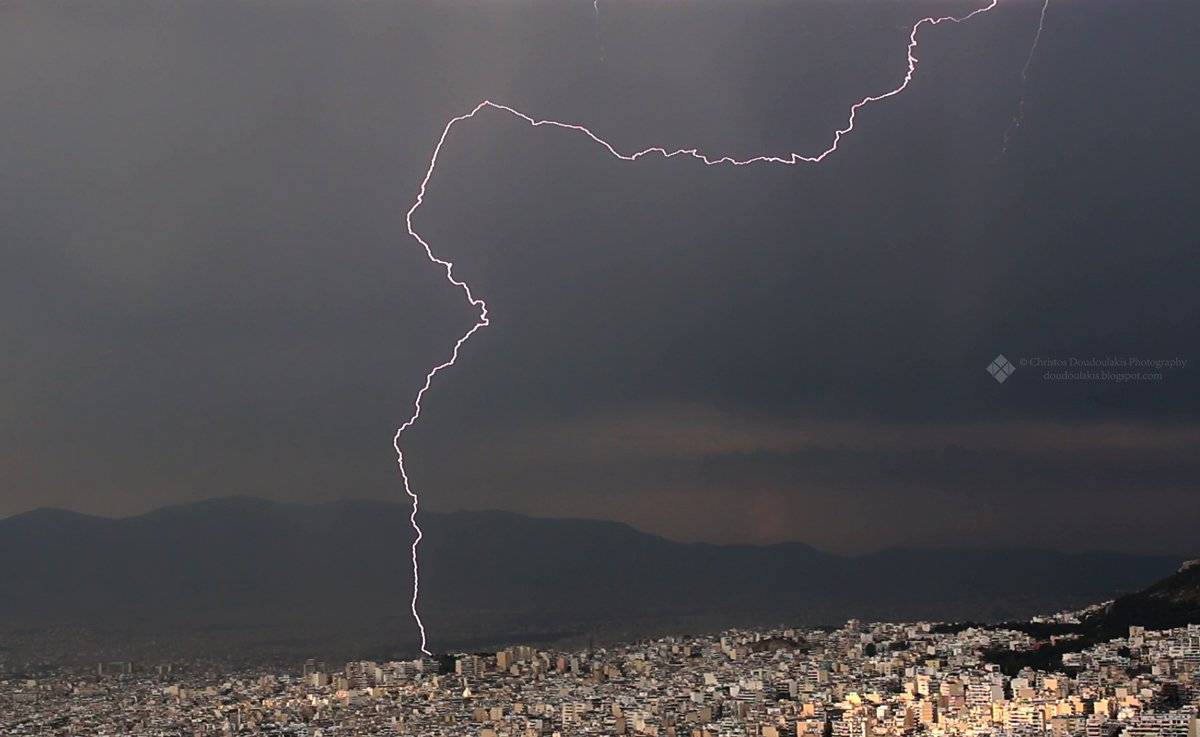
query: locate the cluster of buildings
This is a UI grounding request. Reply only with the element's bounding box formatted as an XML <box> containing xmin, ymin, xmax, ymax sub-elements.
<box><xmin>2</xmin><ymin>619</ymin><xmax>1198</xmax><ymax>737</ymax></box>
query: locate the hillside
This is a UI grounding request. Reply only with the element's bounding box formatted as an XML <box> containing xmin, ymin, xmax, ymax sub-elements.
<box><xmin>1081</xmin><ymin>560</ymin><xmax>1200</xmax><ymax>638</ymax></box>
<box><xmin>973</xmin><ymin>561</ymin><xmax>1200</xmax><ymax>674</ymax></box>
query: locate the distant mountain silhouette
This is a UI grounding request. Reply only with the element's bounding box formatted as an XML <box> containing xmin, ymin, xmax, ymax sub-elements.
<box><xmin>0</xmin><ymin>497</ymin><xmax>1182</xmax><ymax>664</ymax></box>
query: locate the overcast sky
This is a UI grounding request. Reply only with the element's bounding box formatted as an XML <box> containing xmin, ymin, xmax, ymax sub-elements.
<box><xmin>2</xmin><ymin>0</ymin><xmax>1197</xmax><ymax>554</ymax></box>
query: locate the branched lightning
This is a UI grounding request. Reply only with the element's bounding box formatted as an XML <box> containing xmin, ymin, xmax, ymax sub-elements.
<box><xmin>1002</xmin><ymin>0</ymin><xmax>1052</xmax><ymax>154</ymax></box>
<box><xmin>394</xmin><ymin>0</ymin><xmax>999</xmax><ymax>656</ymax></box>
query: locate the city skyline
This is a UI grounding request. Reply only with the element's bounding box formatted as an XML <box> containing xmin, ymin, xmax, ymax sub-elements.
<box><xmin>2</xmin><ymin>7</ymin><xmax>1199</xmax><ymax>734</ymax></box>
<box><xmin>5</xmin><ymin>568</ymin><xmax>1200</xmax><ymax>736</ymax></box>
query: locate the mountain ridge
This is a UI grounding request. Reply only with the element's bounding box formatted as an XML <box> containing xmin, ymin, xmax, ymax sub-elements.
<box><xmin>0</xmin><ymin>497</ymin><xmax>1178</xmax><ymax>559</ymax></box>
<box><xmin>0</xmin><ymin>496</ymin><xmax>1184</xmax><ymax>665</ymax></box>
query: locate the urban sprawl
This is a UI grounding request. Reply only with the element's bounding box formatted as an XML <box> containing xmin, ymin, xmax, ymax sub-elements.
<box><xmin>3</xmin><ymin>613</ymin><xmax>1199</xmax><ymax>737</ymax></box>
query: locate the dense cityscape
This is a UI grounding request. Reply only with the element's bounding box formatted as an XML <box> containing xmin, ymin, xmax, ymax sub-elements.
<box><xmin>4</xmin><ymin>1</ymin><xmax>1197</xmax><ymax>737</ymax></box>
<box><xmin>3</xmin><ymin>603</ymin><xmax>1198</xmax><ymax>736</ymax></box>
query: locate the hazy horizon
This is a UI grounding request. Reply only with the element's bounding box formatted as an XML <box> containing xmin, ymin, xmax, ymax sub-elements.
<box><xmin>2</xmin><ymin>493</ymin><xmax>1195</xmax><ymax>560</ymax></box>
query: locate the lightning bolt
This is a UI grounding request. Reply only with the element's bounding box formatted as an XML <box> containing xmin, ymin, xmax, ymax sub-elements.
<box><xmin>395</xmin><ymin>0</ymin><xmax>999</xmax><ymax>656</ymax></box>
<box><xmin>1002</xmin><ymin>0</ymin><xmax>1052</xmax><ymax>154</ymax></box>
<box><xmin>594</xmin><ymin>0</ymin><xmax>605</xmax><ymax>63</ymax></box>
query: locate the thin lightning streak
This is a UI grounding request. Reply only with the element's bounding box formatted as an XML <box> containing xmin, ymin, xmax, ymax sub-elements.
<box><xmin>1002</xmin><ymin>0</ymin><xmax>1052</xmax><ymax>154</ymax></box>
<box><xmin>594</xmin><ymin>0</ymin><xmax>605</xmax><ymax>63</ymax></box>
<box><xmin>395</xmin><ymin>0</ymin><xmax>998</xmax><ymax>656</ymax></box>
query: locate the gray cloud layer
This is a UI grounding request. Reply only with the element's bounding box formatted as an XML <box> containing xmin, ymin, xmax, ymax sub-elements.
<box><xmin>2</xmin><ymin>0</ymin><xmax>1197</xmax><ymax>553</ymax></box>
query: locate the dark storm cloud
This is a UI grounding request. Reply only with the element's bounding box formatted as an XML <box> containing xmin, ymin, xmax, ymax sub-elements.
<box><xmin>1</xmin><ymin>0</ymin><xmax>1197</xmax><ymax>553</ymax></box>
